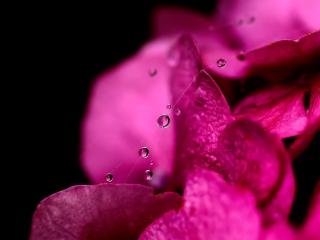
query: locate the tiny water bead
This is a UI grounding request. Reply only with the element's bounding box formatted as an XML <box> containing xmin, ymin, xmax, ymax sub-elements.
<box><xmin>157</xmin><ymin>114</ymin><xmax>170</xmax><ymax>128</ymax></box>
<box><xmin>149</xmin><ymin>160</ymin><xmax>154</xmax><ymax>166</ymax></box>
<box><xmin>217</xmin><ymin>58</ymin><xmax>226</xmax><ymax>68</ymax></box>
<box><xmin>174</xmin><ymin>108</ymin><xmax>181</xmax><ymax>116</ymax></box>
<box><xmin>166</xmin><ymin>104</ymin><xmax>172</xmax><ymax>110</ymax></box>
<box><xmin>237</xmin><ymin>51</ymin><xmax>246</xmax><ymax>61</ymax></box>
<box><xmin>149</xmin><ymin>68</ymin><xmax>157</xmax><ymax>77</ymax></box>
<box><xmin>105</xmin><ymin>173</ymin><xmax>113</xmax><ymax>183</ymax></box>
<box><xmin>145</xmin><ymin>169</ymin><xmax>153</xmax><ymax>181</ymax></box>
<box><xmin>138</xmin><ymin>147</ymin><xmax>149</xmax><ymax>158</ymax></box>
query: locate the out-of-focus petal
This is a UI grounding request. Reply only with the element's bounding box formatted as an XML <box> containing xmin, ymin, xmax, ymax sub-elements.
<box><xmin>215</xmin><ymin>0</ymin><xmax>313</xmax><ymax>50</ymax></box>
<box><xmin>30</xmin><ymin>184</ymin><xmax>182</xmax><ymax>240</ymax></box>
<box><xmin>260</xmin><ymin>222</ymin><xmax>296</xmax><ymax>240</ymax></box>
<box><xmin>139</xmin><ymin>169</ymin><xmax>261</xmax><ymax>240</ymax></box>
<box><xmin>81</xmin><ymin>39</ymin><xmax>176</xmax><ymax>185</ymax></box>
<box><xmin>234</xmin><ymin>86</ymin><xmax>307</xmax><ymax>138</ymax></box>
<box><xmin>294</xmin><ymin>0</ymin><xmax>320</xmax><ymax>29</ymax></box>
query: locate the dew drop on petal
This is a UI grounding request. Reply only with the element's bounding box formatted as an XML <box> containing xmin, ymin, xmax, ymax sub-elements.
<box><xmin>138</xmin><ymin>147</ymin><xmax>149</xmax><ymax>158</ymax></box>
<box><xmin>217</xmin><ymin>58</ymin><xmax>226</xmax><ymax>68</ymax></box>
<box><xmin>157</xmin><ymin>114</ymin><xmax>170</xmax><ymax>128</ymax></box>
<box><xmin>166</xmin><ymin>104</ymin><xmax>172</xmax><ymax>110</ymax></box>
<box><xmin>247</xmin><ymin>16</ymin><xmax>255</xmax><ymax>24</ymax></box>
<box><xmin>149</xmin><ymin>68</ymin><xmax>157</xmax><ymax>77</ymax></box>
<box><xmin>237</xmin><ymin>51</ymin><xmax>246</xmax><ymax>61</ymax></box>
<box><xmin>145</xmin><ymin>169</ymin><xmax>153</xmax><ymax>181</ymax></box>
<box><xmin>174</xmin><ymin>108</ymin><xmax>181</xmax><ymax>116</ymax></box>
<box><xmin>237</xmin><ymin>19</ymin><xmax>244</xmax><ymax>26</ymax></box>
<box><xmin>105</xmin><ymin>173</ymin><xmax>113</xmax><ymax>183</ymax></box>
<box><xmin>149</xmin><ymin>160</ymin><xmax>154</xmax><ymax>166</ymax></box>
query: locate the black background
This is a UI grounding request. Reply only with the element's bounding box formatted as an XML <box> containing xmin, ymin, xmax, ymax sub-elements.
<box><xmin>17</xmin><ymin>1</ymin><xmax>215</xmax><ymax>239</ymax></box>
<box><xmin>13</xmin><ymin>1</ymin><xmax>318</xmax><ymax>239</ymax></box>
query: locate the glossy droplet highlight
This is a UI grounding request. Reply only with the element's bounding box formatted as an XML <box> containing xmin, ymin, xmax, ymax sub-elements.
<box><xmin>149</xmin><ymin>160</ymin><xmax>154</xmax><ymax>166</ymax></box>
<box><xmin>174</xmin><ymin>108</ymin><xmax>181</xmax><ymax>116</ymax></box>
<box><xmin>217</xmin><ymin>59</ymin><xmax>226</xmax><ymax>68</ymax></box>
<box><xmin>166</xmin><ymin>104</ymin><xmax>172</xmax><ymax>110</ymax></box>
<box><xmin>149</xmin><ymin>68</ymin><xmax>157</xmax><ymax>77</ymax></box>
<box><xmin>105</xmin><ymin>173</ymin><xmax>113</xmax><ymax>183</ymax></box>
<box><xmin>145</xmin><ymin>169</ymin><xmax>153</xmax><ymax>181</ymax></box>
<box><xmin>157</xmin><ymin>114</ymin><xmax>170</xmax><ymax>128</ymax></box>
<box><xmin>139</xmin><ymin>147</ymin><xmax>149</xmax><ymax>158</ymax></box>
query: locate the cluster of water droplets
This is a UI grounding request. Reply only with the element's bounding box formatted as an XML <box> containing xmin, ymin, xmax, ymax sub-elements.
<box><xmin>105</xmin><ymin>16</ymin><xmax>256</xmax><ymax>184</ymax></box>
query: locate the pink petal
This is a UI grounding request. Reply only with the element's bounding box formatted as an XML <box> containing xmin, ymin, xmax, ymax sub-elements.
<box><xmin>260</xmin><ymin>222</ymin><xmax>296</xmax><ymax>240</ymax></box>
<box><xmin>299</xmin><ymin>183</ymin><xmax>320</xmax><ymax>239</ymax></box>
<box><xmin>294</xmin><ymin>0</ymin><xmax>320</xmax><ymax>30</ymax></box>
<box><xmin>81</xmin><ymin>39</ymin><xmax>176</xmax><ymax>185</ymax></box>
<box><xmin>261</xmin><ymin>152</ymin><xmax>295</xmax><ymax>225</ymax></box>
<box><xmin>215</xmin><ymin>0</ymin><xmax>314</xmax><ymax>50</ymax></box>
<box><xmin>234</xmin><ymin>86</ymin><xmax>307</xmax><ymax>138</ymax></box>
<box><xmin>30</xmin><ymin>184</ymin><xmax>182</xmax><ymax>240</ymax></box>
<box><xmin>153</xmin><ymin>7</ymin><xmax>248</xmax><ymax>80</ymax></box>
<box><xmin>169</xmin><ymin>37</ymin><xmax>233</xmax><ymax>184</ymax></box>
<box><xmin>140</xmin><ymin>169</ymin><xmax>260</xmax><ymax>240</ymax></box>
<box><xmin>243</xmin><ymin>31</ymin><xmax>320</xmax><ymax>82</ymax></box>
<box><xmin>215</xmin><ymin>119</ymin><xmax>287</xmax><ymax>204</ymax></box>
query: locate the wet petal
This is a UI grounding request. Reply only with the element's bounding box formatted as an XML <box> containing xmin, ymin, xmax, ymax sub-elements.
<box><xmin>170</xmin><ymin>43</ymin><xmax>233</xmax><ymax>184</ymax></box>
<box><xmin>140</xmin><ymin>169</ymin><xmax>260</xmax><ymax>240</ymax></box>
<box><xmin>81</xmin><ymin>39</ymin><xmax>175</xmax><ymax>185</ymax></box>
<box><xmin>30</xmin><ymin>184</ymin><xmax>182</xmax><ymax>240</ymax></box>
<box><xmin>216</xmin><ymin>0</ymin><xmax>314</xmax><ymax>50</ymax></box>
<box><xmin>234</xmin><ymin>86</ymin><xmax>307</xmax><ymax>138</ymax></box>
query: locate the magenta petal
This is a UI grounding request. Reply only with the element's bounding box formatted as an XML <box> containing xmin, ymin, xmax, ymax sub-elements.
<box><xmin>243</xmin><ymin>31</ymin><xmax>320</xmax><ymax>82</ymax></box>
<box><xmin>234</xmin><ymin>86</ymin><xmax>307</xmax><ymax>138</ymax></box>
<box><xmin>170</xmin><ymin>43</ymin><xmax>233</xmax><ymax>183</ymax></box>
<box><xmin>30</xmin><ymin>184</ymin><xmax>182</xmax><ymax>240</ymax></box>
<box><xmin>215</xmin><ymin>119</ymin><xmax>286</xmax><ymax>204</ymax></box>
<box><xmin>139</xmin><ymin>169</ymin><xmax>260</xmax><ymax>240</ymax></box>
<box><xmin>81</xmin><ymin>40</ymin><xmax>176</xmax><ymax>185</ymax></box>
<box><xmin>261</xmin><ymin>222</ymin><xmax>296</xmax><ymax>240</ymax></box>
<box><xmin>299</xmin><ymin>184</ymin><xmax>320</xmax><ymax>239</ymax></box>
<box><xmin>215</xmin><ymin>0</ymin><xmax>313</xmax><ymax>50</ymax></box>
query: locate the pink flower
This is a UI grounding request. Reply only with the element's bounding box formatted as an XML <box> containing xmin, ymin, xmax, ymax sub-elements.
<box><xmin>30</xmin><ymin>0</ymin><xmax>320</xmax><ymax>239</ymax></box>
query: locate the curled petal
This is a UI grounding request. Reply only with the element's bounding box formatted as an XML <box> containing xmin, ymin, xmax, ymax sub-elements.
<box><xmin>140</xmin><ymin>169</ymin><xmax>261</xmax><ymax>240</ymax></box>
<box><xmin>234</xmin><ymin>86</ymin><xmax>307</xmax><ymax>138</ymax></box>
<box><xmin>30</xmin><ymin>184</ymin><xmax>182</xmax><ymax>240</ymax></box>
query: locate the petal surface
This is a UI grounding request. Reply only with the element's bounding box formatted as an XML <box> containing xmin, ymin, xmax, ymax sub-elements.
<box><xmin>30</xmin><ymin>184</ymin><xmax>182</xmax><ymax>240</ymax></box>
<box><xmin>140</xmin><ymin>169</ymin><xmax>261</xmax><ymax>240</ymax></box>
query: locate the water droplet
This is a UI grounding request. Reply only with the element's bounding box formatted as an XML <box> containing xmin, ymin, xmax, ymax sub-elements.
<box><xmin>149</xmin><ymin>160</ymin><xmax>154</xmax><ymax>166</ymax></box>
<box><xmin>145</xmin><ymin>169</ymin><xmax>153</xmax><ymax>181</ymax></box>
<box><xmin>174</xmin><ymin>108</ymin><xmax>181</xmax><ymax>116</ymax></box>
<box><xmin>166</xmin><ymin>104</ymin><xmax>172</xmax><ymax>110</ymax></box>
<box><xmin>149</xmin><ymin>68</ymin><xmax>157</xmax><ymax>77</ymax></box>
<box><xmin>105</xmin><ymin>173</ymin><xmax>113</xmax><ymax>183</ymax></box>
<box><xmin>217</xmin><ymin>59</ymin><xmax>226</xmax><ymax>68</ymax></box>
<box><xmin>139</xmin><ymin>147</ymin><xmax>149</xmax><ymax>158</ymax></box>
<box><xmin>168</xmin><ymin>49</ymin><xmax>179</xmax><ymax>67</ymax></box>
<box><xmin>247</xmin><ymin>16</ymin><xmax>255</xmax><ymax>24</ymax></box>
<box><xmin>157</xmin><ymin>114</ymin><xmax>170</xmax><ymax>128</ymax></box>
<box><xmin>237</xmin><ymin>51</ymin><xmax>246</xmax><ymax>61</ymax></box>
